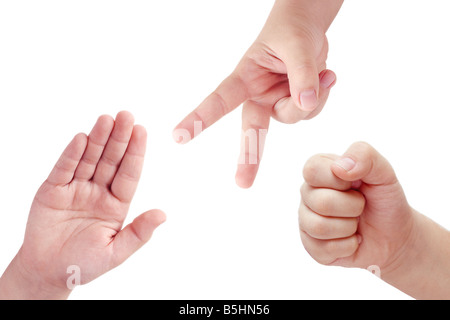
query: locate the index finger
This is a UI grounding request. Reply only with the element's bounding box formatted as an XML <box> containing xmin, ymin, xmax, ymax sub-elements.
<box><xmin>303</xmin><ymin>153</ymin><xmax>353</xmax><ymax>191</ymax></box>
<box><xmin>173</xmin><ymin>73</ymin><xmax>248</xmax><ymax>144</ymax></box>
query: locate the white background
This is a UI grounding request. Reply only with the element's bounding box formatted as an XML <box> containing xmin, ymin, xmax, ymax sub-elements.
<box><xmin>1</xmin><ymin>0</ymin><xmax>449</xmax><ymax>300</ymax></box>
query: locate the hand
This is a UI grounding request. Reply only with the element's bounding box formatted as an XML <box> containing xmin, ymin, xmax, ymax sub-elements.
<box><xmin>299</xmin><ymin>142</ymin><xmax>415</xmax><ymax>272</ymax></box>
<box><xmin>1</xmin><ymin>111</ymin><xmax>166</xmax><ymax>299</ymax></box>
<box><xmin>174</xmin><ymin>0</ymin><xmax>342</xmax><ymax>188</ymax></box>
<box><xmin>300</xmin><ymin>142</ymin><xmax>450</xmax><ymax>299</ymax></box>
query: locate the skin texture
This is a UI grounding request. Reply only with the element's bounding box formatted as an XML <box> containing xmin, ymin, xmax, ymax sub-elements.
<box><xmin>174</xmin><ymin>0</ymin><xmax>343</xmax><ymax>189</ymax></box>
<box><xmin>0</xmin><ymin>111</ymin><xmax>166</xmax><ymax>300</ymax></box>
<box><xmin>300</xmin><ymin>142</ymin><xmax>450</xmax><ymax>299</ymax></box>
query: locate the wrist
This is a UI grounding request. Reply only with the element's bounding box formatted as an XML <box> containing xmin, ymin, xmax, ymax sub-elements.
<box><xmin>272</xmin><ymin>0</ymin><xmax>343</xmax><ymax>33</ymax></box>
<box><xmin>380</xmin><ymin>208</ymin><xmax>422</xmax><ymax>278</ymax></box>
<box><xmin>381</xmin><ymin>209</ymin><xmax>450</xmax><ymax>299</ymax></box>
<box><xmin>0</xmin><ymin>251</ymin><xmax>71</xmax><ymax>300</ymax></box>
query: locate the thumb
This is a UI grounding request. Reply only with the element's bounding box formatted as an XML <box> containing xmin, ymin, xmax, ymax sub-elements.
<box><xmin>111</xmin><ymin>209</ymin><xmax>166</xmax><ymax>267</ymax></box>
<box><xmin>330</xmin><ymin>142</ymin><xmax>398</xmax><ymax>186</ymax></box>
<box><xmin>282</xmin><ymin>40</ymin><xmax>320</xmax><ymax>112</ymax></box>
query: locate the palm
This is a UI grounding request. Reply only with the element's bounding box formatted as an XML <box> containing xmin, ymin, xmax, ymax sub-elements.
<box><xmin>24</xmin><ymin>182</ymin><xmax>127</xmax><ymax>283</ymax></box>
<box><xmin>16</xmin><ymin>112</ymin><xmax>165</xmax><ymax>289</ymax></box>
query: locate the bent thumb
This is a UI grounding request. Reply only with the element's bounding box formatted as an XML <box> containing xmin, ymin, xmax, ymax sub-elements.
<box><xmin>331</xmin><ymin>142</ymin><xmax>398</xmax><ymax>186</ymax></box>
<box><xmin>282</xmin><ymin>40</ymin><xmax>320</xmax><ymax>112</ymax></box>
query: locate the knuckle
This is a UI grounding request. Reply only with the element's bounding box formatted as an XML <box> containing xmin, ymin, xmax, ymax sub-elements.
<box><xmin>346</xmin><ymin>190</ymin><xmax>366</xmax><ymax>216</ymax></box>
<box><xmin>313</xmin><ymin>254</ymin><xmax>334</xmax><ymax>266</ymax></box>
<box><xmin>347</xmin><ymin>236</ymin><xmax>360</xmax><ymax>256</ymax></box>
<box><xmin>350</xmin><ymin>141</ymin><xmax>375</xmax><ymax>159</ymax></box>
<box><xmin>308</xmin><ymin>217</ymin><xmax>331</xmax><ymax>239</ymax></box>
<box><xmin>292</xmin><ymin>63</ymin><xmax>317</xmax><ymax>76</ymax></box>
<box><xmin>303</xmin><ymin>156</ymin><xmax>319</xmax><ymax>182</ymax></box>
<box><xmin>301</xmin><ymin>240</ymin><xmax>331</xmax><ymax>266</ymax></box>
<box><xmin>314</xmin><ymin>191</ymin><xmax>334</xmax><ymax>215</ymax></box>
<box><xmin>300</xmin><ymin>183</ymin><xmax>310</xmax><ymax>197</ymax></box>
<box><xmin>300</xmin><ymin>231</ymin><xmax>337</xmax><ymax>266</ymax></box>
<box><xmin>209</xmin><ymin>91</ymin><xmax>229</xmax><ymax>117</ymax></box>
<box><xmin>322</xmin><ymin>240</ymin><xmax>337</xmax><ymax>256</ymax></box>
<box><xmin>302</xmin><ymin>154</ymin><xmax>327</xmax><ymax>183</ymax></box>
<box><xmin>354</xmin><ymin>193</ymin><xmax>366</xmax><ymax>216</ymax></box>
<box><xmin>315</xmin><ymin>248</ymin><xmax>337</xmax><ymax>266</ymax></box>
<box><xmin>348</xmin><ymin>218</ymin><xmax>359</xmax><ymax>235</ymax></box>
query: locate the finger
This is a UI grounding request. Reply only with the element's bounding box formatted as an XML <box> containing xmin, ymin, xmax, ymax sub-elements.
<box><xmin>303</xmin><ymin>153</ymin><xmax>352</xmax><ymax>191</ymax></box>
<box><xmin>111</xmin><ymin>209</ymin><xmax>166</xmax><ymax>268</ymax></box>
<box><xmin>303</xmin><ymin>69</ymin><xmax>336</xmax><ymax>120</ymax></box>
<box><xmin>74</xmin><ymin>115</ymin><xmax>114</xmax><ymax>181</ymax></box>
<box><xmin>93</xmin><ymin>111</ymin><xmax>135</xmax><ymax>186</ymax></box>
<box><xmin>298</xmin><ymin>201</ymin><xmax>359</xmax><ymax>240</ymax></box>
<box><xmin>300</xmin><ymin>230</ymin><xmax>360</xmax><ymax>265</ymax></box>
<box><xmin>173</xmin><ymin>73</ymin><xmax>248</xmax><ymax>144</ymax></box>
<box><xmin>47</xmin><ymin>133</ymin><xmax>88</xmax><ymax>186</ymax></box>
<box><xmin>235</xmin><ymin>101</ymin><xmax>271</xmax><ymax>189</ymax></box>
<box><xmin>272</xmin><ymin>69</ymin><xmax>336</xmax><ymax>124</ymax></box>
<box><xmin>271</xmin><ymin>96</ymin><xmax>310</xmax><ymax>124</ymax></box>
<box><xmin>300</xmin><ymin>184</ymin><xmax>365</xmax><ymax>218</ymax></box>
<box><xmin>111</xmin><ymin>125</ymin><xmax>147</xmax><ymax>203</ymax></box>
<box><xmin>280</xmin><ymin>39</ymin><xmax>320</xmax><ymax>112</ymax></box>
<box><xmin>331</xmin><ymin>142</ymin><xmax>398</xmax><ymax>186</ymax></box>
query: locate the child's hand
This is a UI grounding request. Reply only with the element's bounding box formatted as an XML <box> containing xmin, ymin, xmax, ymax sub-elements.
<box><xmin>174</xmin><ymin>0</ymin><xmax>343</xmax><ymax>189</ymax></box>
<box><xmin>300</xmin><ymin>142</ymin><xmax>450</xmax><ymax>299</ymax></box>
<box><xmin>0</xmin><ymin>111</ymin><xmax>165</xmax><ymax>299</ymax></box>
<box><xmin>300</xmin><ymin>142</ymin><xmax>415</xmax><ymax>272</ymax></box>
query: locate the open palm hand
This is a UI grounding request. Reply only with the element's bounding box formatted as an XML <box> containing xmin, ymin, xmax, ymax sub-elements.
<box><xmin>15</xmin><ymin>112</ymin><xmax>165</xmax><ymax>296</ymax></box>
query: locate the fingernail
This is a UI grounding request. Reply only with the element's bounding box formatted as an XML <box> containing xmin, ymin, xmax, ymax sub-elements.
<box><xmin>334</xmin><ymin>157</ymin><xmax>356</xmax><ymax>172</ymax></box>
<box><xmin>320</xmin><ymin>71</ymin><xmax>336</xmax><ymax>89</ymax></box>
<box><xmin>299</xmin><ymin>90</ymin><xmax>318</xmax><ymax>111</ymax></box>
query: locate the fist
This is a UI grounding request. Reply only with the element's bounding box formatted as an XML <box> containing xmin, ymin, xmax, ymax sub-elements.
<box><xmin>299</xmin><ymin>142</ymin><xmax>414</xmax><ymax>273</ymax></box>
